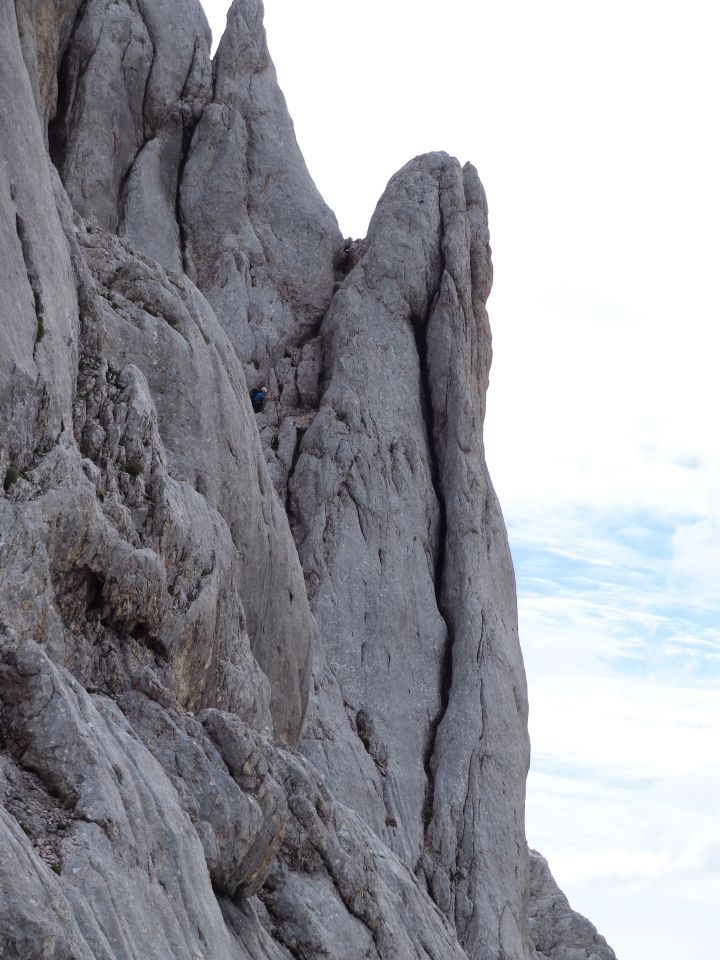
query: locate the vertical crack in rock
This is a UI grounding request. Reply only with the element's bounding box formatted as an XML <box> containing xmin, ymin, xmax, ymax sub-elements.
<box><xmin>175</xmin><ymin>121</ymin><xmax>195</xmax><ymax>273</ymax></box>
<box><xmin>114</xmin><ymin>6</ymin><xmax>155</xmax><ymax>230</ymax></box>
<box><xmin>136</xmin><ymin>6</ymin><xmax>156</xmax><ymax>143</ymax></box>
<box><xmin>291</xmin><ymin>155</ymin><xmax>466</xmax><ymax>876</ymax></box>
<box><xmin>283</xmin><ymin>426</ymin><xmax>305</xmax><ymax>522</ymax></box>
<box><xmin>47</xmin><ymin>0</ymin><xmax>90</xmax><ymax>169</ymax></box>
<box><xmin>14</xmin><ymin>212</ymin><xmax>46</xmax><ymax>357</ymax></box>
<box><xmin>411</xmin><ymin>305</ymin><xmax>454</xmax><ymax>833</ymax></box>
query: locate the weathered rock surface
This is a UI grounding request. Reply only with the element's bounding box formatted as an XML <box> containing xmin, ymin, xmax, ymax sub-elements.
<box><xmin>180</xmin><ymin>0</ymin><xmax>343</xmax><ymax>374</ymax></box>
<box><xmin>50</xmin><ymin>0</ymin><xmax>213</xmax><ymax>272</ymax></box>
<box><xmin>292</xmin><ymin>153</ymin><xmax>532</xmax><ymax>960</ymax></box>
<box><xmin>0</xmin><ymin>0</ymin><xmax>79</xmax><ymax>486</ymax></box>
<box><xmin>0</xmin><ymin>1</ymin><xmax>618</xmax><ymax>958</ymax></box>
<box><xmin>14</xmin><ymin>0</ymin><xmax>86</xmax><ymax>130</ymax></box>
<box><xmin>528</xmin><ymin>851</ymin><xmax>617</xmax><ymax>960</ymax></box>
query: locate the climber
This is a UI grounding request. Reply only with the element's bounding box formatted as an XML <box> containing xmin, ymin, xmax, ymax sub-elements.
<box><xmin>249</xmin><ymin>385</ymin><xmax>269</xmax><ymax>412</ymax></box>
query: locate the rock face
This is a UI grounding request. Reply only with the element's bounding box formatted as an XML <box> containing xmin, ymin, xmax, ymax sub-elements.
<box><xmin>292</xmin><ymin>154</ymin><xmax>531</xmax><ymax>960</ymax></box>
<box><xmin>528</xmin><ymin>852</ymin><xmax>618</xmax><ymax>960</ymax></box>
<box><xmin>0</xmin><ymin>1</ymin><xmax>617</xmax><ymax>959</ymax></box>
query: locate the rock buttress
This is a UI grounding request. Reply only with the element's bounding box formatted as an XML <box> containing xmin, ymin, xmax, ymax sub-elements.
<box><xmin>291</xmin><ymin>152</ymin><xmax>532</xmax><ymax>959</ymax></box>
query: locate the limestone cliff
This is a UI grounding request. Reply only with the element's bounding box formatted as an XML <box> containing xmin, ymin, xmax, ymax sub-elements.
<box><xmin>0</xmin><ymin>2</ymin><xmax>617</xmax><ymax>958</ymax></box>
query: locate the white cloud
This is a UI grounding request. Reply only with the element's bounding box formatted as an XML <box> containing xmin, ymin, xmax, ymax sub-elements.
<box><xmin>672</xmin><ymin>517</ymin><xmax>720</xmax><ymax>598</ymax></box>
<box><xmin>528</xmin><ymin>669</ymin><xmax>720</xmax><ymax>777</ymax></box>
<box><xmin>527</xmin><ymin>750</ymin><xmax>720</xmax><ymax>956</ymax></box>
<box><xmin>524</xmin><ymin>590</ymin><xmax>720</xmax><ymax>955</ymax></box>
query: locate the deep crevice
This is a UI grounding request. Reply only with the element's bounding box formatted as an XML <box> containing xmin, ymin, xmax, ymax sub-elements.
<box><xmin>85</xmin><ymin>570</ymin><xmax>105</xmax><ymax>613</ymax></box>
<box><xmin>283</xmin><ymin>427</ymin><xmax>306</xmax><ymax>524</ymax></box>
<box><xmin>48</xmin><ymin>0</ymin><xmax>94</xmax><ymax>172</ymax></box>
<box><xmin>410</xmin><ymin>311</ymin><xmax>446</xmax><ymax>600</ymax></box>
<box><xmin>15</xmin><ymin>213</ymin><xmax>45</xmax><ymax>352</ymax></box>
<box><xmin>135</xmin><ymin>5</ymin><xmax>157</xmax><ymax>143</ymax></box>
<box><xmin>175</xmin><ymin>36</ymin><xmax>206</xmax><ymax>273</ymax></box>
<box><xmin>333</xmin><ymin>237</ymin><xmax>364</xmax><ymax>280</ymax></box>
<box><xmin>410</xmin><ymin>302</ymin><xmax>455</xmax><ymax>833</ymax></box>
<box><xmin>175</xmin><ymin>121</ymin><xmax>195</xmax><ymax>273</ymax></box>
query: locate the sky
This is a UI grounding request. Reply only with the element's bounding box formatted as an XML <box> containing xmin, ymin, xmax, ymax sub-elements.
<box><xmin>201</xmin><ymin>2</ymin><xmax>720</xmax><ymax>956</ymax></box>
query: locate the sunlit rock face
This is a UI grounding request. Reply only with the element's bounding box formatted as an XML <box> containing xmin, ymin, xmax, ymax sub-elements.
<box><xmin>0</xmin><ymin>1</ymin><xmax>616</xmax><ymax>958</ymax></box>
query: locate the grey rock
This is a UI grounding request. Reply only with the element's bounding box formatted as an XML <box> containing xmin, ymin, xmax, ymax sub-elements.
<box><xmin>0</xmin><ymin>0</ymin><xmax>79</xmax><ymax>480</ymax></box>
<box><xmin>14</xmin><ymin>0</ymin><xmax>86</xmax><ymax>131</ymax></box>
<box><xmin>199</xmin><ymin>707</ymin><xmax>289</xmax><ymax>896</ymax></box>
<box><xmin>23</xmin><ymin>0</ymin><xmax>318</xmax><ymax>743</ymax></box>
<box><xmin>183</xmin><ymin>0</ymin><xmax>342</xmax><ymax>317</ymax></box>
<box><xmin>0</xmin><ymin>2</ymin><xmax>619</xmax><ymax>960</ymax></box>
<box><xmin>50</xmin><ymin>0</ymin><xmax>153</xmax><ymax>231</ymax></box>
<box><xmin>120</xmin><ymin>689</ymin><xmax>286</xmax><ymax>898</ymax></box>
<box><xmin>290</xmin><ymin>151</ymin><xmax>533</xmax><ymax>959</ymax></box>
<box><xmin>180</xmin><ymin>0</ymin><xmax>343</xmax><ymax>415</ymax></box>
<box><xmin>0</xmin><ymin>306</ymin><xmax>274</xmax><ymax>730</ymax></box>
<box><xmin>529</xmin><ymin>850</ymin><xmax>618</xmax><ymax>960</ymax></box>
<box><xmin>42</xmin><ymin>0</ymin><xmax>343</xmax><ymax>411</ymax></box>
<box><xmin>220</xmin><ymin>897</ymin><xmax>294</xmax><ymax>960</ymax></box>
<box><xmin>0</xmin><ymin>780</ymin><xmax>93</xmax><ymax>960</ymax></box>
<box><xmin>69</xmin><ymin>223</ymin><xmax>312</xmax><ymax>743</ymax></box>
<box><xmin>0</xmin><ymin>638</ymin><xmax>276</xmax><ymax>960</ymax></box>
<box><xmin>49</xmin><ymin>0</ymin><xmax>212</xmax><ymax>271</ymax></box>
<box><xmin>261</xmin><ymin>742</ymin><xmax>468</xmax><ymax>960</ymax></box>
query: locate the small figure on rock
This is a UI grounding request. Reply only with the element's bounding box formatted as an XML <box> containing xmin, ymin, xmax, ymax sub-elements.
<box><xmin>249</xmin><ymin>385</ymin><xmax>269</xmax><ymax>412</ymax></box>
